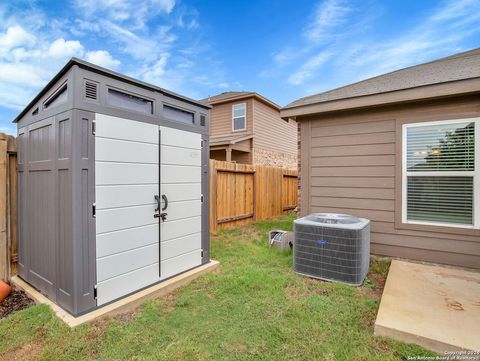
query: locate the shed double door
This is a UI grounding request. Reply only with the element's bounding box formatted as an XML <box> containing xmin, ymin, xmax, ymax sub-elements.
<box><xmin>94</xmin><ymin>114</ymin><xmax>203</xmax><ymax>305</ymax></box>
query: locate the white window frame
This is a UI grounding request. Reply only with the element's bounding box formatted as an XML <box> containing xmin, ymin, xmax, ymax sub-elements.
<box><xmin>232</xmin><ymin>103</ymin><xmax>247</xmax><ymax>132</ymax></box>
<box><xmin>402</xmin><ymin>118</ymin><xmax>479</xmax><ymax>229</ymax></box>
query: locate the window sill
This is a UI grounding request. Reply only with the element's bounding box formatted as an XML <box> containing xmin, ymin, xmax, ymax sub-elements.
<box><xmin>394</xmin><ymin>218</ymin><xmax>480</xmax><ymax>236</ymax></box>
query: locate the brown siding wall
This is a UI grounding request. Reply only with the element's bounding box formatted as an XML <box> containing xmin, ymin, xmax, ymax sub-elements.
<box><xmin>252</xmin><ymin>99</ymin><xmax>297</xmax><ymax>168</ymax></box>
<box><xmin>299</xmin><ymin>95</ymin><xmax>480</xmax><ymax>269</ymax></box>
<box><xmin>210</xmin><ymin>98</ymin><xmax>253</xmax><ymax>138</ymax></box>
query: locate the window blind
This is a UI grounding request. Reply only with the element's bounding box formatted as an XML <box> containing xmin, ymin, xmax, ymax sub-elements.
<box><xmin>406</xmin><ymin>122</ymin><xmax>474</xmax><ymax>171</ymax></box>
<box><xmin>407</xmin><ymin>176</ymin><xmax>473</xmax><ymax>225</ymax></box>
<box><xmin>404</xmin><ymin>120</ymin><xmax>477</xmax><ymax>227</ymax></box>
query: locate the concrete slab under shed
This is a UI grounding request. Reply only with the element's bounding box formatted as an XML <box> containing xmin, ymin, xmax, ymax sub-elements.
<box><xmin>11</xmin><ymin>260</ymin><xmax>219</xmax><ymax>328</ymax></box>
<box><xmin>374</xmin><ymin>260</ymin><xmax>480</xmax><ymax>353</ymax></box>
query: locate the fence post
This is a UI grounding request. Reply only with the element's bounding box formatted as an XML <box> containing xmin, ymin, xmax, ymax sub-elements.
<box><xmin>0</xmin><ymin>134</ymin><xmax>8</xmax><ymax>281</ymax></box>
<box><xmin>7</xmin><ymin>136</ymin><xmax>17</xmax><ymax>278</ymax></box>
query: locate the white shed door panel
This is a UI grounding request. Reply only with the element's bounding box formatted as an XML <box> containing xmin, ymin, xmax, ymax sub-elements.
<box><xmin>96</xmin><ymin>184</ymin><xmax>158</xmax><ymax>209</ymax></box>
<box><xmin>95</xmin><ymin>113</ymin><xmax>158</xmax><ymax>143</ymax></box>
<box><xmin>161</xmin><ymin>126</ymin><xmax>201</xmax><ymax>149</ymax></box>
<box><xmin>96</xmin><ymin>137</ymin><xmax>158</xmax><ymax>164</ymax></box>
<box><xmin>96</xmin><ymin>224</ymin><xmax>158</xmax><ymax>259</ymax></box>
<box><xmin>96</xmin><ymin>162</ymin><xmax>158</xmax><ymax>185</ymax></box>
<box><xmin>96</xmin><ymin>204</ymin><xmax>157</xmax><ymax>234</ymax></box>
<box><xmin>95</xmin><ymin>114</ymin><xmax>159</xmax><ymax>306</ymax></box>
<box><xmin>161</xmin><ymin>145</ymin><xmax>201</xmax><ymax>166</ymax></box>
<box><xmin>160</xmin><ymin>126</ymin><xmax>202</xmax><ymax>273</ymax></box>
<box><xmin>96</xmin><ymin>263</ymin><xmax>159</xmax><ymax>306</ymax></box>
<box><xmin>161</xmin><ymin>216</ymin><xmax>201</xmax><ymax>241</ymax></box>
<box><xmin>95</xmin><ymin>117</ymin><xmax>203</xmax><ymax>306</ymax></box>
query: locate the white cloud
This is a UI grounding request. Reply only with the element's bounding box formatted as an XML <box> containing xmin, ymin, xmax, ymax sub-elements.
<box><xmin>74</xmin><ymin>0</ymin><xmax>176</xmax><ymax>29</ymax></box>
<box><xmin>48</xmin><ymin>38</ymin><xmax>84</xmax><ymax>58</ymax></box>
<box><xmin>288</xmin><ymin>51</ymin><xmax>333</xmax><ymax>85</ymax></box>
<box><xmin>85</xmin><ymin>50</ymin><xmax>121</xmax><ymax>69</ymax></box>
<box><xmin>304</xmin><ymin>0</ymin><xmax>351</xmax><ymax>42</ymax></box>
<box><xmin>0</xmin><ymin>63</ymin><xmax>48</xmax><ymax>87</ymax></box>
<box><xmin>136</xmin><ymin>53</ymin><xmax>170</xmax><ymax>85</ymax></box>
<box><xmin>100</xmin><ymin>21</ymin><xmax>173</xmax><ymax>61</ymax></box>
<box><xmin>0</xmin><ymin>25</ymin><xmax>36</xmax><ymax>52</ymax></box>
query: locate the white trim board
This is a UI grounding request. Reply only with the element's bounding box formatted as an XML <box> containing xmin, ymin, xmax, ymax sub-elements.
<box><xmin>11</xmin><ymin>261</ymin><xmax>219</xmax><ymax>328</ymax></box>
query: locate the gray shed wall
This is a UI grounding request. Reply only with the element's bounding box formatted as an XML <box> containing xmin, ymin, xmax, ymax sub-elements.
<box><xmin>18</xmin><ymin>109</ymin><xmax>96</xmax><ymax>314</ymax></box>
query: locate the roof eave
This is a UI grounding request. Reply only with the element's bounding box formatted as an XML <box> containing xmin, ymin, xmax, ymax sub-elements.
<box><xmin>280</xmin><ymin>78</ymin><xmax>480</xmax><ymax>119</ymax></box>
<box><xmin>210</xmin><ymin>134</ymin><xmax>254</xmax><ymax>146</ymax></box>
<box><xmin>207</xmin><ymin>93</ymin><xmax>281</xmax><ymax>110</ymax></box>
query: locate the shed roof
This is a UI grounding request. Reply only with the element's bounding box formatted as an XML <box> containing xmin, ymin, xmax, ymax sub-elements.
<box><xmin>282</xmin><ymin>48</ymin><xmax>480</xmax><ymax>118</ymax></box>
<box><xmin>13</xmin><ymin>57</ymin><xmax>211</xmax><ymax>123</ymax></box>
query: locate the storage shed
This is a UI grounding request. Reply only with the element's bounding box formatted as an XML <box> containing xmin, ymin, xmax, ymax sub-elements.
<box><xmin>281</xmin><ymin>48</ymin><xmax>480</xmax><ymax>270</ymax></box>
<box><xmin>13</xmin><ymin>58</ymin><xmax>211</xmax><ymax>316</ymax></box>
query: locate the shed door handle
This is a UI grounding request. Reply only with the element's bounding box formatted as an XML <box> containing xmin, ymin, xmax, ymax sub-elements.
<box><xmin>155</xmin><ymin>195</ymin><xmax>161</xmax><ymax>212</ymax></box>
<box><xmin>162</xmin><ymin>194</ymin><xmax>168</xmax><ymax>211</ymax></box>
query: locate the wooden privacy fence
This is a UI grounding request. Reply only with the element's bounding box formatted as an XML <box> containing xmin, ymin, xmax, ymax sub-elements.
<box><xmin>0</xmin><ymin>134</ymin><xmax>17</xmax><ymax>282</ymax></box>
<box><xmin>209</xmin><ymin>160</ymin><xmax>298</xmax><ymax>232</ymax></box>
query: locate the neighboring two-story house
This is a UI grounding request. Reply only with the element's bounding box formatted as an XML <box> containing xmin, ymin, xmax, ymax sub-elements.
<box><xmin>202</xmin><ymin>92</ymin><xmax>297</xmax><ymax>168</ymax></box>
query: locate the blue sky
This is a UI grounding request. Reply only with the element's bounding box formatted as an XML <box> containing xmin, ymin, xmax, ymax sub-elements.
<box><xmin>0</xmin><ymin>0</ymin><xmax>479</xmax><ymax>134</ymax></box>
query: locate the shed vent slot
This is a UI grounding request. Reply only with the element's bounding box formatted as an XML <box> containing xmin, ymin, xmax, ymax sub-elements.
<box><xmin>85</xmin><ymin>81</ymin><xmax>98</xmax><ymax>100</ymax></box>
<box><xmin>200</xmin><ymin>115</ymin><xmax>206</xmax><ymax>126</ymax></box>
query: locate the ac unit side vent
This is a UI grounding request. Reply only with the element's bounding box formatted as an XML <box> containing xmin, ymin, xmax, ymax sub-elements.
<box><xmin>85</xmin><ymin>81</ymin><xmax>98</xmax><ymax>100</ymax></box>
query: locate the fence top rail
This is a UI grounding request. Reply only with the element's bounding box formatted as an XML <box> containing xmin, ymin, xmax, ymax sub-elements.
<box><xmin>216</xmin><ymin>168</ymin><xmax>256</xmax><ymax>174</ymax></box>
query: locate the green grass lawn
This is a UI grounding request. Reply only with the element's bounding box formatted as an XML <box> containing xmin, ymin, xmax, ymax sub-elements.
<box><xmin>0</xmin><ymin>214</ymin><xmax>435</xmax><ymax>360</ymax></box>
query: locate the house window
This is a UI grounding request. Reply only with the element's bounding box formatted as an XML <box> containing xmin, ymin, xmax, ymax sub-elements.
<box><xmin>232</xmin><ymin>103</ymin><xmax>246</xmax><ymax>131</ymax></box>
<box><xmin>402</xmin><ymin>119</ymin><xmax>479</xmax><ymax>229</ymax></box>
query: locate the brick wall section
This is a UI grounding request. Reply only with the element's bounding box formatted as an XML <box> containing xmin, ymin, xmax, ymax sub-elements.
<box><xmin>252</xmin><ymin>148</ymin><xmax>297</xmax><ymax>168</ymax></box>
<box><xmin>297</xmin><ymin>121</ymin><xmax>301</xmax><ymax>214</ymax></box>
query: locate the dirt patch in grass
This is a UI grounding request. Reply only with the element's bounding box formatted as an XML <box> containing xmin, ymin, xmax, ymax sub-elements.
<box><xmin>1</xmin><ymin>330</ymin><xmax>45</xmax><ymax>361</ymax></box>
<box><xmin>227</xmin><ymin>341</ymin><xmax>247</xmax><ymax>353</ymax></box>
<box><xmin>284</xmin><ymin>282</ymin><xmax>308</xmax><ymax>298</ymax></box>
<box><xmin>372</xmin><ymin>337</ymin><xmax>393</xmax><ymax>352</ymax></box>
<box><xmin>285</xmin><ymin>278</ymin><xmax>331</xmax><ymax>299</ymax></box>
<box><xmin>360</xmin><ymin>258</ymin><xmax>391</xmax><ymax>299</ymax></box>
<box><xmin>111</xmin><ymin>310</ymin><xmax>136</xmax><ymax>324</ymax></box>
<box><xmin>86</xmin><ymin>320</ymin><xmax>108</xmax><ymax>341</ymax></box>
<box><xmin>161</xmin><ymin>290</ymin><xmax>179</xmax><ymax>313</ymax></box>
<box><xmin>302</xmin><ymin>277</ymin><xmax>331</xmax><ymax>295</ymax></box>
<box><xmin>0</xmin><ymin>290</ymin><xmax>34</xmax><ymax>319</ymax></box>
